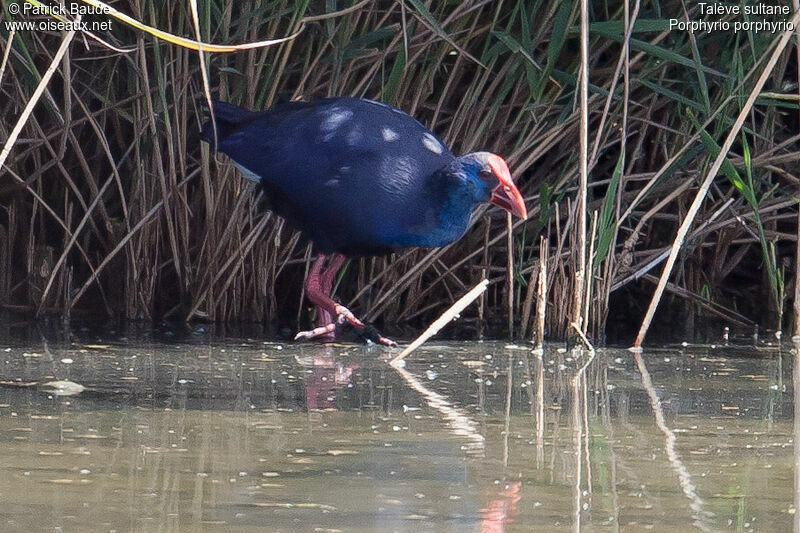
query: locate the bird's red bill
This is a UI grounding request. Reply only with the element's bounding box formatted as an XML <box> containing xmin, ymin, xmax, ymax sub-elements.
<box><xmin>487</xmin><ymin>155</ymin><xmax>527</xmax><ymax>219</ymax></box>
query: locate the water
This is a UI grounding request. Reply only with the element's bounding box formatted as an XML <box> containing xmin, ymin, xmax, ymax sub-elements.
<box><xmin>0</xmin><ymin>332</ymin><xmax>796</xmax><ymax>532</ymax></box>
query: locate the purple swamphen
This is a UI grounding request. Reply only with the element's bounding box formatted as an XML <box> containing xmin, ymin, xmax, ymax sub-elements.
<box><xmin>201</xmin><ymin>97</ymin><xmax>527</xmax><ymax>345</ymax></box>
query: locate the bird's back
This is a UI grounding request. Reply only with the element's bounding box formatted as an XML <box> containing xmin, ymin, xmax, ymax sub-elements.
<box><xmin>202</xmin><ymin>98</ymin><xmax>460</xmax><ymax>255</ymax></box>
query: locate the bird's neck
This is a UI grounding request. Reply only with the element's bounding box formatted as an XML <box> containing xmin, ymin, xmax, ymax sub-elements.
<box><xmin>377</xmin><ymin>158</ymin><xmax>486</xmax><ymax>250</ymax></box>
<box><xmin>421</xmin><ymin>159</ymin><xmax>487</xmax><ymax>242</ymax></box>
<box><xmin>431</xmin><ymin>157</ymin><xmax>491</xmax><ymax>208</ymax></box>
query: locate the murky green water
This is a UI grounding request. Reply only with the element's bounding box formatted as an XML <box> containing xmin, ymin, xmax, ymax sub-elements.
<box><xmin>0</xmin><ymin>332</ymin><xmax>796</xmax><ymax>532</ymax></box>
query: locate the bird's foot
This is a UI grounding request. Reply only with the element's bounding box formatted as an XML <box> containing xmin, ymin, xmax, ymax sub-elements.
<box><xmin>334</xmin><ymin>304</ymin><xmax>364</xmax><ymax>328</ymax></box>
<box><xmin>294</xmin><ymin>306</ymin><xmax>397</xmax><ymax>347</ymax></box>
<box><xmin>333</xmin><ymin>305</ymin><xmax>397</xmax><ymax>346</ymax></box>
<box><xmin>293</xmin><ymin>304</ymin><xmax>359</xmax><ymax>342</ymax></box>
<box><xmin>294</xmin><ymin>322</ymin><xmax>396</xmax><ymax>346</ymax></box>
<box><xmin>294</xmin><ymin>323</ymin><xmax>337</xmax><ymax>341</ymax></box>
<box><xmin>357</xmin><ymin>324</ymin><xmax>398</xmax><ymax>347</ymax></box>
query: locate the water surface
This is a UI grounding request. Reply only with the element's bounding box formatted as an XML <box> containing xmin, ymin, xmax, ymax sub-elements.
<box><xmin>0</xmin><ymin>333</ymin><xmax>796</xmax><ymax>531</ymax></box>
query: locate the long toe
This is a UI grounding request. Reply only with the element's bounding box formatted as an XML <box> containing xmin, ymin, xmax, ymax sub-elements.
<box><xmin>376</xmin><ymin>336</ymin><xmax>398</xmax><ymax>347</ymax></box>
<box><xmin>358</xmin><ymin>324</ymin><xmax>398</xmax><ymax>347</ymax></box>
<box><xmin>332</xmin><ymin>308</ymin><xmax>396</xmax><ymax>346</ymax></box>
<box><xmin>296</xmin><ymin>315</ymin><xmax>397</xmax><ymax>347</ymax></box>
<box><xmin>294</xmin><ymin>322</ymin><xmax>337</xmax><ymax>341</ymax></box>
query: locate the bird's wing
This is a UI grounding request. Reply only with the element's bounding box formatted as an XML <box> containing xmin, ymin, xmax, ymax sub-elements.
<box><xmin>212</xmin><ymin>98</ymin><xmax>457</xmax><ymax>253</ymax></box>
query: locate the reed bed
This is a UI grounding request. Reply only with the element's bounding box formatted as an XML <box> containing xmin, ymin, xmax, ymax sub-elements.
<box><xmin>1</xmin><ymin>0</ymin><xmax>799</xmax><ymax>343</ymax></box>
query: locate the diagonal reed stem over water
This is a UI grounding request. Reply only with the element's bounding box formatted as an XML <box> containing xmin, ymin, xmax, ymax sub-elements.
<box><xmin>390</xmin><ymin>278</ymin><xmax>489</xmax><ymax>364</ymax></box>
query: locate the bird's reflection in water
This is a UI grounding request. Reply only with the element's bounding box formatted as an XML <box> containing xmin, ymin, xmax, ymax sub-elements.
<box><xmin>295</xmin><ymin>345</ymin><xmax>359</xmax><ymax>409</ymax></box>
<box><xmin>480</xmin><ymin>481</ymin><xmax>522</xmax><ymax>533</ymax></box>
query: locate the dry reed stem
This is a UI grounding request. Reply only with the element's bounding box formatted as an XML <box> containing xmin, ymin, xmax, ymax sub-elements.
<box><xmin>69</xmin><ymin>171</ymin><xmax>199</xmax><ymax>308</ymax></box>
<box><xmin>571</xmin><ymin>322</ymin><xmax>596</xmax><ymax>355</ymax></box>
<box><xmin>582</xmin><ymin>211</ymin><xmax>597</xmax><ymax>330</ymax></box>
<box><xmin>384</xmin><ymin>210</ymin><xmax>536</xmax><ymax>322</ymax></box>
<box><xmin>595</xmin><ymin>0</ymin><xmax>637</xmax><ymax>338</ymax></box>
<box><xmin>189</xmin><ymin>0</ymin><xmax>215</xmax><ymax>158</ymax></box>
<box><xmin>536</xmin><ymin>236</ymin><xmax>548</xmax><ymax>350</ymax></box>
<box><xmin>0</xmin><ymin>28</ymin><xmax>14</xmax><ymax>85</ymax></box>
<box><xmin>364</xmin><ymin>248</ymin><xmax>444</xmax><ymax>321</ymax></box>
<box><xmin>36</xmin><ymin>174</ymin><xmax>115</xmax><ymax>317</ymax></box>
<box><xmin>573</xmin><ymin>0</ymin><xmax>590</xmax><ymax>334</ymax></box>
<box><xmin>0</xmin><ymin>21</ymin><xmax>80</xmax><ymax>170</ymax></box>
<box><xmin>634</xmin><ymin>11</ymin><xmax>800</xmax><ymax>347</ymax></box>
<box><xmin>390</xmin><ymin>279</ymin><xmax>489</xmax><ymax>364</ymax></box>
<box><xmin>3</xmin><ymin>167</ymin><xmax>107</xmax><ymax>310</ymax></box>
<box><xmin>506</xmin><ymin>212</ymin><xmax>514</xmax><ymax>339</ymax></box>
<box><xmin>794</xmin><ymin>340</ymin><xmax>800</xmax><ymax>533</ymax></box>
<box><xmin>614</xmin><ymin>198</ymin><xmax>734</xmax><ymax>290</ymax></box>
<box><xmin>3</xmin><ymin>0</ymin><xmax>797</xmax><ymax>338</ymax></box>
<box><xmin>519</xmin><ymin>257</ymin><xmax>539</xmax><ymax>340</ymax></box>
<box><xmin>639</xmin><ymin>274</ymin><xmax>754</xmax><ymax>327</ymax></box>
<box><xmin>617</xmin><ymin>58</ymin><xmax>797</xmax><ymax>229</ymax></box>
<box><xmin>794</xmin><ymin>0</ymin><xmax>800</xmax><ymax>337</ymax></box>
<box><xmin>36</xmin><ymin>94</ymin><xmax>136</xmax><ymax>314</ymax></box>
<box><xmin>300</xmin><ymin>0</ymin><xmax>376</xmax><ymax>22</ymax></box>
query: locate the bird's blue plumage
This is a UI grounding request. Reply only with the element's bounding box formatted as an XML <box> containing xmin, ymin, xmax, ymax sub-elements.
<box><xmin>201</xmin><ymin>97</ymin><xmax>492</xmax><ymax>255</ymax></box>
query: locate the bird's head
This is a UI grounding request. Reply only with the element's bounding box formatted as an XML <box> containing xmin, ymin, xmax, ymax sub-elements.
<box><xmin>458</xmin><ymin>152</ymin><xmax>527</xmax><ymax>219</ymax></box>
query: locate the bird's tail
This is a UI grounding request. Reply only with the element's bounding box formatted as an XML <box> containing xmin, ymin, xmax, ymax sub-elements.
<box><xmin>200</xmin><ymin>100</ymin><xmax>258</xmax><ymax>146</ymax></box>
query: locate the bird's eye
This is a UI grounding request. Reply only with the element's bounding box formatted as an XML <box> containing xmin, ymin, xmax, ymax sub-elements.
<box><xmin>478</xmin><ymin>170</ymin><xmax>493</xmax><ymax>180</ymax></box>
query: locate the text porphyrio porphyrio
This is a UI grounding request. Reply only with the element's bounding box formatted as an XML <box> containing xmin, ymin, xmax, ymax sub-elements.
<box><xmin>201</xmin><ymin>97</ymin><xmax>526</xmax><ymax>345</ymax></box>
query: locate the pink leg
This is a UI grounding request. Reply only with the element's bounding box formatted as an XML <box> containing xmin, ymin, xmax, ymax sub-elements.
<box><xmin>302</xmin><ymin>254</ymin><xmax>363</xmax><ymax>330</ymax></box>
<box><xmin>316</xmin><ymin>253</ymin><xmax>346</xmax><ymax>329</ymax></box>
<box><xmin>295</xmin><ymin>254</ymin><xmax>396</xmax><ymax>346</ymax></box>
<box><xmin>296</xmin><ymin>255</ymin><xmax>333</xmax><ymax>341</ymax></box>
